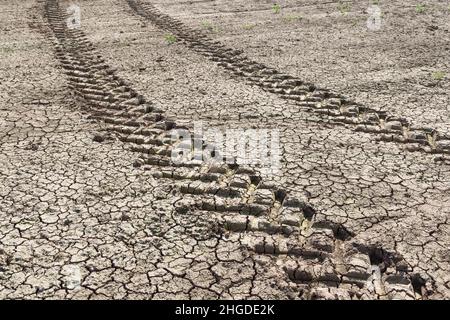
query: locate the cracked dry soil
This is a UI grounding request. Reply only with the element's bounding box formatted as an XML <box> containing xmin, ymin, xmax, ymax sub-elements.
<box><xmin>0</xmin><ymin>0</ymin><xmax>449</xmax><ymax>300</ymax></box>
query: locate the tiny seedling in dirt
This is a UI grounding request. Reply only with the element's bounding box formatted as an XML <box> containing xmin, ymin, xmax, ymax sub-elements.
<box><xmin>432</xmin><ymin>71</ymin><xmax>446</xmax><ymax>81</ymax></box>
<box><xmin>415</xmin><ymin>4</ymin><xmax>426</xmax><ymax>13</ymax></box>
<box><xmin>164</xmin><ymin>34</ymin><xmax>177</xmax><ymax>44</ymax></box>
<box><xmin>201</xmin><ymin>21</ymin><xmax>220</xmax><ymax>33</ymax></box>
<box><xmin>338</xmin><ymin>1</ymin><xmax>351</xmax><ymax>14</ymax></box>
<box><xmin>0</xmin><ymin>47</ymin><xmax>14</xmax><ymax>55</ymax></box>
<box><xmin>372</xmin><ymin>0</ymin><xmax>380</xmax><ymax>4</ymax></box>
<box><xmin>272</xmin><ymin>3</ymin><xmax>281</xmax><ymax>14</ymax></box>
<box><xmin>283</xmin><ymin>14</ymin><xmax>303</xmax><ymax>23</ymax></box>
<box><xmin>201</xmin><ymin>21</ymin><xmax>212</xmax><ymax>29</ymax></box>
<box><xmin>242</xmin><ymin>23</ymin><xmax>257</xmax><ymax>30</ymax></box>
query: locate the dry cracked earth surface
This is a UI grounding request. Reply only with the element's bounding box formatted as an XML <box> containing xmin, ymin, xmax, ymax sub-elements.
<box><xmin>0</xmin><ymin>0</ymin><xmax>449</xmax><ymax>300</ymax></box>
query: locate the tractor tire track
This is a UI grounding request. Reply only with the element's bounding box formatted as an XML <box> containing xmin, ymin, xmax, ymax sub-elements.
<box><xmin>40</xmin><ymin>0</ymin><xmax>430</xmax><ymax>299</ymax></box>
<box><xmin>124</xmin><ymin>0</ymin><xmax>450</xmax><ymax>158</ymax></box>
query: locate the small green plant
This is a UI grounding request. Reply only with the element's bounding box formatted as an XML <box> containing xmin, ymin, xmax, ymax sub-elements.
<box><xmin>164</xmin><ymin>34</ymin><xmax>177</xmax><ymax>44</ymax></box>
<box><xmin>432</xmin><ymin>71</ymin><xmax>446</xmax><ymax>81</ymax></box>
<box><xmin>201</xmin><ymin>21</ymin><xmax>220</xmax><ymax>33</ymax></box>
<box><xmin>338</xmin><ymin>1</ymin><xmax>351</xmax><ymax>14</ymax></box>
<box><xmin>415</xmin><ymin>4</ymin><xmax>425</xmax><ymax>13</ymax></box>
<box><xmin>283</xmin><ymin>14</ymin><xmax>302</xmax><ymax>22</ymax></box>
<box><xmin>272</xmin><ymin>3</ymin><xmax>281</xmax><ymax>14</ymax></box>
<box><xmin>201</xmin><ymin>21</ymin><xmax>212</xmax><ymax>29</ymax></box>
<box><xmin>372</xmin><ymin>0</ymin><xmax>380</xmax><ymax>4</ymax></box>
<box><xmin>0</xmin><ymin>47</ymin><xmax>14</xmax><ymax>55</ymax></box>
<box><xmin>243</xmin><ymin>23</ymin><xmax>257</xmax><ymax>30</ymax></box>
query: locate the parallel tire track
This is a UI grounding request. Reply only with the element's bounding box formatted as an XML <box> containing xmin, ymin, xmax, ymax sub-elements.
<box><xmin>40</xmin><ymin>0</ymin><xmax>430</xmax><ymax>299</ymax></box>
<box><xmin>125</xmin><ymin>0</ymin><xmax>450</xmax><ymax>158</ymax></box>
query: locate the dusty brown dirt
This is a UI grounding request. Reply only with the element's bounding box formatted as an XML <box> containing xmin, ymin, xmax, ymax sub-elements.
<box><xmin>0</xmin><ymin>0</ymin><xmax>449</xmax><ymax>300</ymax></box>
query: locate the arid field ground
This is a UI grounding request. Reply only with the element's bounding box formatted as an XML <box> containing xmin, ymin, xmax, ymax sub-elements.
<box><xmin>0</xmin><ymin>0</ymin><xmax>449</xmax><ymax>300</ymax></box>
